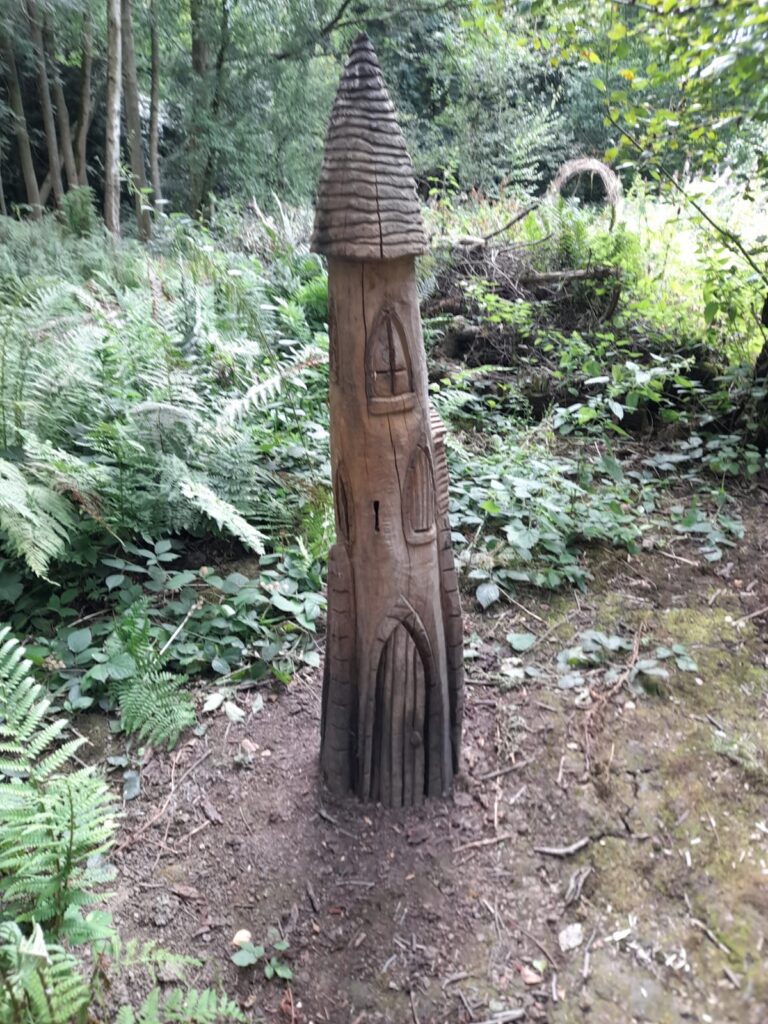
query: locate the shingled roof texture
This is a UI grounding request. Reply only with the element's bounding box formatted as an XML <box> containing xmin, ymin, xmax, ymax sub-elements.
<box><xmin>310</xmin><ymin>33</ymin><xmax>427</xmax><ymax>260</ymax></box>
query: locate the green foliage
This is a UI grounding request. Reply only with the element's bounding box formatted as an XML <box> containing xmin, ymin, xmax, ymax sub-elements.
<box><xmin>0</xmin><ymin>626</ymin><xmax>116</xmax><ymax>929</ymax></box>
<box><xmin>231</xmin><ymin>930</ymin><xmax>292</xmax><ymax>982</ymax></box>
<box><xmin>0</xmin><ymin>922</ymin><xmax>89</xmax><ymax>1024</ymax></box>
<box><xmin>114</xmin><ymin>989</ymin><xmax>246</xmax><ymax>1024</ymax></box>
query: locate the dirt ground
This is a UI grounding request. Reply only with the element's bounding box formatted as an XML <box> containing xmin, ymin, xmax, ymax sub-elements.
<box><xmin>100</xmin><ymin>483</ymin><xmax>768</xmax><ymax>1024</ymax></box>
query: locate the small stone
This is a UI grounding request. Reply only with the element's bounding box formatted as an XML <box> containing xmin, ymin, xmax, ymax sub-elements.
<box><xmin>558</xmin><ymin>922</ymin><xmax>584</xmax><ymax>952</ymax></box>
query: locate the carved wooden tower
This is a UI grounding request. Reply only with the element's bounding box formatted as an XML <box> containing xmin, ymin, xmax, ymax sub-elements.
<box><xmin>312</xmin><ymin>34</ymin><xmax>464</xmax><ymax>807</ymax></box>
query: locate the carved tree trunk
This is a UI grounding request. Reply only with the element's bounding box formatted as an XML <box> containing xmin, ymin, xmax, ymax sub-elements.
<box><xmin>0</xmin><ymin>29</ymin><xmax>41</xmax><ymax>219</ymax></box>
<box><xmin>104</xmin><ymin>0</ymin><xmax>122</xmax><ymax>236</ymax></box>
<box><xmin>313</xmin><ymin>35</ymin><xmax>464</xmax><ymax>807</ymax></box>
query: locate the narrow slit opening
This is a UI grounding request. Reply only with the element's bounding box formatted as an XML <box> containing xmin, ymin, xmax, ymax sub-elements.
<box><xmin>373</xmin><ymin>500</ymin><xmax>380</xmax><ymax>532</ymax></box>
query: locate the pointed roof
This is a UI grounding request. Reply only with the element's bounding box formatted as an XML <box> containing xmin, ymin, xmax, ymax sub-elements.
<box><xmin>311</xmin><ymin>33</ymin><xmax>427</xmax><ymax>260</ymax></box>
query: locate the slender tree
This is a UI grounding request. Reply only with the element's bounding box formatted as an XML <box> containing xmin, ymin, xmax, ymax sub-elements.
<box><xmin>188</xmin><ymin>0</ymin><xmax>210</xmax><ymax>213</ymax></box>
<box><xmin>75</xmin><ymin>9</ymin><xmax>93</xmax><ymax>185</ymax></box>
<box><xmin>196</xmin><ymin>0</ymin><xmax>232</xmax><ymax>212</ymax></box>
<box><xmin>104</xmin><ymin>0</ymin><xmax>122</xmax><ymax>235</ymax></box>
<box><xmin>26</xmin><ymin>0</ymin><xmax>64</xmax><ymax>206</ymax></box>
<box><xmin>44</xmin><ymin>16</ymin><xmax>79</xmax><ymax>190</ymax></box>
<box><xmin>121</xmin><ymin>0</ymin><xmax>151</xmax><ymax>239</ymax></box>
<box><xmin>0</xmin><ymin>27</ymin><xmax>42</xmax><ymax>218</ymax></box>
<box><xmin>148</xmin><ymin>0</ymin><xmax>163</xmax><ymax>209</ymax></box>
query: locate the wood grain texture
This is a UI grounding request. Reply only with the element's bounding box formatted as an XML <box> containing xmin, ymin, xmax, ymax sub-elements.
<box><xmin>319</xmin><ymin>256</ymin><xmax>464</xmax><ymax>806</ymax></box>
<box><xmin>316</xmin><ymin>36</ymin><xmax>463</xmax><ymax>807</ymax></box>
<box><xmin>310</xmin><ymin>33</ymin><xmax>427</xmax><ymax>261</ymax></box>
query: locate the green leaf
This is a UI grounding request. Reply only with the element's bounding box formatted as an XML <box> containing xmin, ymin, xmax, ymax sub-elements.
<box><xmin>68</xmin><ymin>627</ymin><xmax>92</xmax><ymax>653</ymax></box>
<box><xmin>231</xmin><ymin>943</ymin><xmax>264</xmax><ymax>968</ymax></box>
<box><xmin>476</xmin><ymin>581</ymin><xmax>500</xmax><ymax>610</ymax></box>
<box><xmin>507</xmin><ymin>632</ymin><xmax>536</xmax><ymax>652</ymax></box>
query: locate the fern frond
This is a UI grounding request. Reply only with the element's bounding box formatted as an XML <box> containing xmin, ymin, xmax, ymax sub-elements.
<box><xmin>178</xmin><ymin>476</ymin><xmax>265</xmax><ymax>554</ymax></box>
<box><xmin>0</xmin><ymin>921</ymin><xmax>89</xmax><ymax>1024</ymax></box>
<box><xmin>117</xmin><ymin>671</ymin><xmax>195</xmax><ymax>749</ymax></box>
<box><xmin>0</xmin><ymin>460</ymin><xmax>78</xmax><ymax>577</ymax></box>
<box><xmin>117</xmin><ymin>986</ymin><xmax>247</xmax><ymax>1024</ymax></box>
<box><xmin>0</xmin><ymin>627</ymin><xmax>116</xmax><ymax>925</ymax></box>
<box><xmin>216</xmin><ymin>343</ymin><xmax>325</xmax><ymax>427</ymax></box>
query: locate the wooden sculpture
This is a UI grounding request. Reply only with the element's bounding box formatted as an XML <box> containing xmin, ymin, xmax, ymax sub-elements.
<box><xmin>312</xmin><ymin>34</ymin><xmax>464</xmax><ymax>807</ymax></box>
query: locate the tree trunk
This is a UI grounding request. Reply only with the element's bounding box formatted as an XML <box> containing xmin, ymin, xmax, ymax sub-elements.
<box><xmin>44</xmin><ymin>16</ymin><xmax>79</xmax><ymax>190</ymax></box>
<box><xmin>75</xmin><ymin>9</ymin><xmax>93</xmax><ymax>185</ymax></box>
<box><xmin>0</xmin><ymin>29</ymin><xmax>41</xmax><ymax>218</ymax></box>
<box><xmin>0</xmin><ymin>163</ymin><xmax>7</xmax><ymax>217</ymax></box>
<box><xmin>121</xmin><ymin>0</ymin><xmax>151</xmax><ymax>240</ymax></box>
<box><xmin>26</xmin><ymin>0</ymin><xmax>64</xmax><ymax>206</ymax></box>
<box><xmin>197</xmin><ymin>0</ymin><xmax>231</xmax><ymax>214</ymax></box>
<box><xmin>104</xmin><ymin>0</ymin><xmax>122</xmax><ymax>236</ymax></box>
<box><xmin>148</xmin><ymin>0</ymin><xmax>163</xmax><ymax>209</ymax></box>
<box><xmin>188</xmin><ymin>0</ymin><xmax>211</xmax><ymax>214</ymax></box>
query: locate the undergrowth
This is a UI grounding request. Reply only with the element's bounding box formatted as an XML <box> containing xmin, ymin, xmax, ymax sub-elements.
<box><xmin>0</xmin><ymin>178</ymin><xmax>765</xmax><ymax>1024</ymax></box>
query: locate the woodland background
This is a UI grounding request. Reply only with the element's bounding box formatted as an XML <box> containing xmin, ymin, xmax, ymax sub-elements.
<box><xmin>1</xmin><ymin>1</ymin><xmax>767</xmax><ymax>1022</ymax></box>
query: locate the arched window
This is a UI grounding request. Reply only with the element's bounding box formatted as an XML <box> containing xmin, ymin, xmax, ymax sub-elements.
<box><xmin>365</xmin><ymin>307</ymin><xmax>415</xmax><ymax>414</ymax></box>
<box><xmin>334</xmin><ymin>463</ymin><xmax>353</xmax><ymax>542</ymax></box>
<box><xmin>403</xmin><ymin>444</ymin><xmax>436</xmax><ymax>544</ymax></box>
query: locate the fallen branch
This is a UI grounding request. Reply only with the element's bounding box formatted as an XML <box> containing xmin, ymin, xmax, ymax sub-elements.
<box><xmin>520</xmin><ymin>267</ymin><xmax>620</xmax><ymax>284</ymax></box>
<box><xmin>733</xmin><ymin>604</ymin><xmax>768</xmax><ymax>628</ymax></box>
<box><xmin>476</xmin><ymin>758</ymin><xmax>532</xmax><ymax>782</ymax></box>
<box><xmin>470</xmin><ymin>1011</ymin><xmax>525</xmax><ymax>1024</ymax></box>
<box><xmin>454</xmin><ymin>832</ymin><xmax>516</xmax><ymax>854</ymax></box>
<box><xmin>483</xmin><ymin>203</ymin><xmax>539</xmax><ymax>242</ymax></box>
<box><xmin>533</xmin><ymin>835</ymin><xmax>591</xmax><ymax>858</ymax></box>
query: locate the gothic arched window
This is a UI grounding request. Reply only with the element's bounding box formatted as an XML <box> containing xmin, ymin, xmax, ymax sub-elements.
<box><xmin>365</xmin><ymin>307</ymin><xmax>416</xmax><ymax>415</ymax></box>
<box><xmin>403</xmin><ymin>444</ymin><xmax>436</xmax><ymax>544</ymax></box>
<box><xmin>334</xmin><ymin>463</ymin><xmax>353</xmax><ymax>543</ymax></box>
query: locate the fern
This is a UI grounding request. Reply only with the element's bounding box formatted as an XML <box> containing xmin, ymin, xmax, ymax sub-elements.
<box><xmin>0</xmin><ymin>460</ymin><xmax>77</xmax><ymax>577</ymax></box>
<box><xmin>115</xmin><ymin>988</ymin><xmax>246</xmax><ymax>1024</ymax></box>
<box><xmin>0</xmin><ymin>627</ymin><xmax>116</xmax><ymax>927</ymax></box>
<box><xmin>118</xmin><ymin>671</ymin><xmax>195</xmax><ymax>749</ymax></box>
<box><xmin>177</xmin><ymin>474</ymin><xmax>265</xmax><ymax>555</ymax></box>
<box><xmin>216</xmin><ymin>343</ymin><xmax>325</xmax><ymax>427</ymax></box>
<box><xmin>0</xmin><ymin>921</ymin><xmax>90</xmax><ymax>1024</ymax></box>
<box><xmin>99</xmin><ymin>602</ymin><xmax>195</xmax><ymax>748</ymax></box>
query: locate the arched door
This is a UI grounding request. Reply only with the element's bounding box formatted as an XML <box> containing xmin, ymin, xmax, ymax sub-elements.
<box><xmin>370</xmin><ymin>622</ymin><xmax>427</xmax><ymax>807</ymax></box>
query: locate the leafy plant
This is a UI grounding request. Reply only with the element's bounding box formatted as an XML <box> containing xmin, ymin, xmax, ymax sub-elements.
<box><xmin>0</xmin><ymin>626</ymin><xmax>116</xmax><ymax>929</ymax></box>
<box><xmin>231</xmin><ymin>930</ymin><xmax>292</xmax><ymax>982</ymax></box>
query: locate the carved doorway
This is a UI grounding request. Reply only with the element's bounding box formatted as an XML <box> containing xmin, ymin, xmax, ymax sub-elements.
<box><xmin>370</xmin><ymin>622</ymin><xmax>428</xmax><ymax>807</ymax></box>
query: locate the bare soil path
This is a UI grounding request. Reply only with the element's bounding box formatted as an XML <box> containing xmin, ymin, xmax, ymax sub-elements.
<box><xmin>103</xmin><ymin>487</ymin><xmax>768</xmax><ymax>1024</ymax></box>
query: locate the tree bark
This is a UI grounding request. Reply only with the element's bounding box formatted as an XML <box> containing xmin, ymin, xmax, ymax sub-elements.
<box><xmin>148</xmin><ymin>0</ymin><xmax>163</xmax><ymax>209</ymax></box>
<box><xmin>0</xmin><ymin>29</ymin><xmax>41</xmax><ymax>218</ymax></box>
<box><xmin>26</xmin><ymin>0</ymin><xmax>64</xmax><ymax>206</ymax></box>
<box><xmin>320</xmin><ymin>257</ymin><xmax>463</xmax><ymax>806</ymax></box>
<box><xmin>188</xmin><ymin>0</ymin><xmax>211</xmax><ymax>214</ymax></box>
<box><xmin>104</xmin><ymin>0</ymin><xmax>122</xmax><ymax>236</ymax></box>
<box><xmin>75</xmin><ymin>9</ymin><xmax>93</xmax><ymax>185</ymax></box>
<box><xmin>121</xmin><ymin>0</ymin><xmax>151</xmax><ymax>240</ymax></box>
<box><xmin>197</xmin><ymin>0</ymin><xmax>232</xmax><ymax>213</ymax></box>
<box><xmin>43</xmin><ymin>16</ymin><xmax>79</xmax><ymax>190</ymax></box>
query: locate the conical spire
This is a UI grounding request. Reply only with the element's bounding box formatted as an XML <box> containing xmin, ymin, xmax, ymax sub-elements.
<box><xmin>311</xmin><ymin>33</ymin><xmax>427</xmax><ymax>260</ymax></box>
